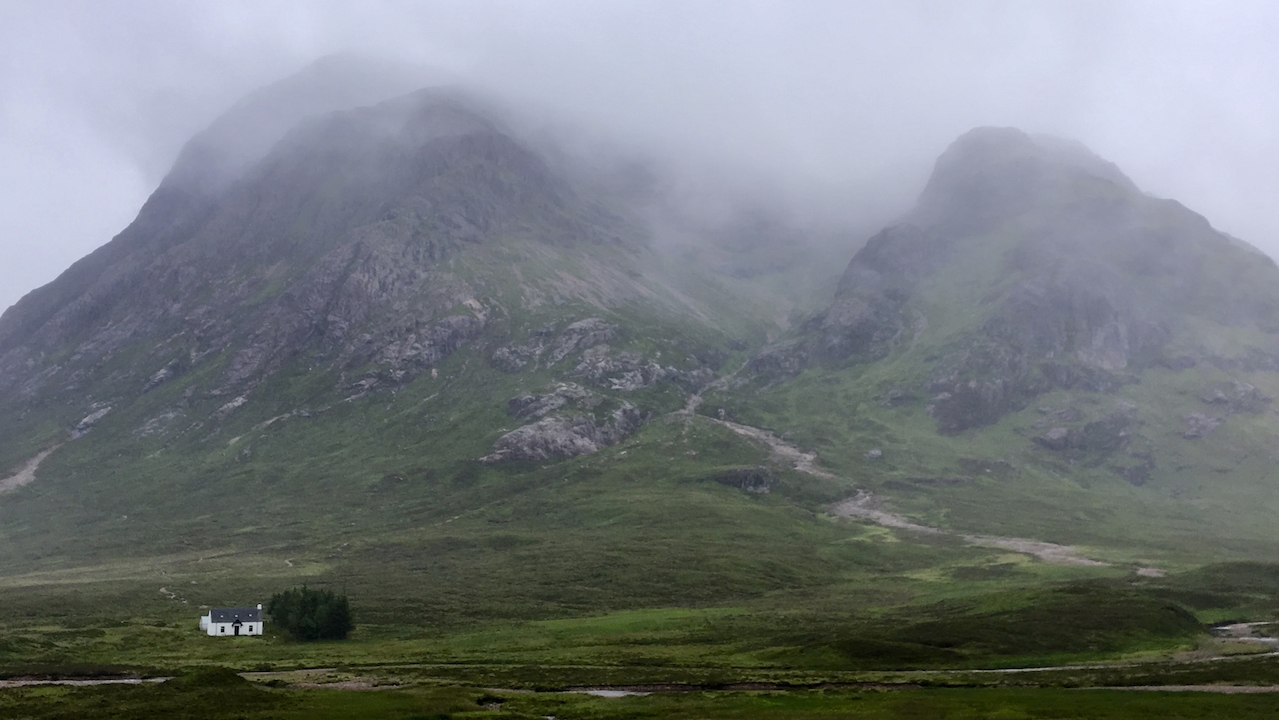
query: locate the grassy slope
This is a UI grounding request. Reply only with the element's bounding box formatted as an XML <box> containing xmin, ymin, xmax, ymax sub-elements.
<box><xmin>698</xmin><ymin>194</ymin><xmax>1279</xmax><ymax>565</ymax></box>
<box><xmin>7</xmin><ymin>675</ymin><xmax>1279</xmax><ymax>720</ymax></box>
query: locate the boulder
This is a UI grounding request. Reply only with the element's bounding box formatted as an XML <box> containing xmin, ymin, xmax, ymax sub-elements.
<box><xmin>481</xmin><ymin>403</ymin><xmax>643</xmax><ymax>463</ymax></box>
<box><xmin>1182</xmin><ymin>412</ymin><xmax>1223</xmax><ymax>439</ymax></box>
<box><xmin>1035</xmin><ymin>426</ymin><xmax>1073</xmax><ymax>451</ymax></box>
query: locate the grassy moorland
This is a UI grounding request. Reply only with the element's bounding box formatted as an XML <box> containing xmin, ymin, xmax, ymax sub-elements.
<box><xmin>6</xmin><ymin>669</ymin><xmax>1279</xmax><ymax>720</ymax></box>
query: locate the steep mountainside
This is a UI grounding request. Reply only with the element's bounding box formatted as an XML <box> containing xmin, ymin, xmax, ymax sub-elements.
<box><xmin>0</xmin><ymin>87</ymin><xmax>779</xmax><ymax>465</ymax></box>
<box><xmin>709</xmin><ymin>127</ymin><xmax>1279</xmax><ymax>550</ymax></box>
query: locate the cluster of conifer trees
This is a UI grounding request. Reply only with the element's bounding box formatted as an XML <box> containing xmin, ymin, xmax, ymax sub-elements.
<box><xmin>265</xmin><ymin>586</ymin><xmax>354</xmax><ymax>641</ymax></box>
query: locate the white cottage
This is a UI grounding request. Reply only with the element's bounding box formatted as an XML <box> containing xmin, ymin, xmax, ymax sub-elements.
<box><xmin>199</xmin><ymin>605</ymin><xmax>263</xmax><ymax>636</ymax></box>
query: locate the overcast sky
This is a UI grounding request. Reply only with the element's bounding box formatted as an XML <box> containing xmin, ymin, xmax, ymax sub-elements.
<box><xmin>3</xmin><ymin>0</ymin><xmax>1279</xmax><ymax>312</ymax></box>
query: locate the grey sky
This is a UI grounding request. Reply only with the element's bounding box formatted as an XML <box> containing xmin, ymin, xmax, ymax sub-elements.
<box><xmin>2</xmin><ymin>0</ymin><xmax>1278</xmax><ymax>312</ymax></box>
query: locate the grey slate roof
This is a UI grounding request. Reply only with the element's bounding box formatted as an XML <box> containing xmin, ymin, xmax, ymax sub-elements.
<box><xmin>210</xmin><ymin>607</ymin><xmax>261</xmax><ymax>623</ymax></box>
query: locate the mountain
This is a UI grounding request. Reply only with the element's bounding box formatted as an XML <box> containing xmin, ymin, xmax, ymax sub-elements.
<box><xmin>708</xmin><ymin>126</ymin><xmax>1279</xmax><ymax>554</ymax></box>
<box><xmin>0</xmin><ymin>68</ymin><xmax>845</xmax><ymax>625</ymax></box>
<box><xmin>0</xmin><ymin>86</ymin><xmax>776</xmax><ymax>447</ymax></box>
<box><xmin>2</xmin><ymin>70</ymin><xmax>1279</xmax><ymax>666</ymax></box>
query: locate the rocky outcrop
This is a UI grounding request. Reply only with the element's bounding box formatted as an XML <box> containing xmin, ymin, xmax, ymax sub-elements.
<box><xmin>1035</xmin><ymin>426</ymin><xmax>1073</xmax><ymax>451</ymax></box>
<box><xmin>546</xmin><ymin>318</ymin><xmax>618</xmax><ymax>366</ymax></box>
<box><xmin>491</xmin><ymin>344</ymin><xmax>542</xmax><ymax>373</ymax></box>
<box><xmin>1200</xmin><ymin>381</ymin><xmax>1271</xmax><ymax>414</ymax></box>
<box><xmin>490</xmin><ymin>318</ymin><xmax>617</xmax><ymax>373</ymax></box>
<box><xmin>572</xmin><ymin>345</ymin><xmax>668</xmax><ymax>390</ymax></box>
<box><xmin>712</xmin><ymin>466</ymin><xmax>776</xmax><ymax>494</ymax></box>
<box><xmin>375</xmin><ymin>315</ymin><xmax>485</xmax><ymax>372</ymax></box>
<box><xmin>506</xmin><ymin>383</ymin><xmax>595</xmax><ymax>419</ymax></box>
<box><xmin>72</xmin><ymin>406</ymin><xmax>112</xmax><ymax>438</ymax></box>
<box><xmin>1174</xmin><ymin>381</ymin><xmax>1272</xmax><ymax>439</ymax></box>
<box><xmin>922</xmin><ymin>276</ymin><xmax>1156</xmax><ymax>435</ymax></box>
<box><xmin>492</xmin><ymin>318</ymin><xmax>714</xmax><ymax>396</ymax></box>
<box><xmin>1032</xmin><ymin>408</ymin><xmax>1136</xmax><ymax>455</ymax></box>
<box><xmin>481</xmin><ymin>403</ymin><xmax>643</xmax><ymax>463</ymax></box>
<box><xmin>1182</xmin><ymin>412</ymin><xmax>1223</xmax><ymax>439</ymax></box>
<box><xmin>143</xmin><ymin>359</ymin><xmax>183</xmax><ymax>393</ymax></box>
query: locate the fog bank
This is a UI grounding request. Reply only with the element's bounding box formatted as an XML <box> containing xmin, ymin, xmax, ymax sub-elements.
<box><xmin>3</xmin><ymin>1</ymin><xmax>1278</xmax><ymax>311</ymax></box>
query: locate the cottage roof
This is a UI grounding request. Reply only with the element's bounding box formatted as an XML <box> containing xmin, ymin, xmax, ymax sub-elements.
<box><xmin>210</xmin><ymin>607</ymin><xmax>262</xmax><ymax>623</ymax></box>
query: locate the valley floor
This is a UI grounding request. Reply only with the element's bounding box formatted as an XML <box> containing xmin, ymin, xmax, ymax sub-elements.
<box><xmin>3</xmin><ymin>606</ymin><xmax>1279</xmax><ymax>718</ymax></box>
<box><xmin>8</xmin><ymin>669</ymin><xmax>1279</xmax><ymax>720</ymax></box>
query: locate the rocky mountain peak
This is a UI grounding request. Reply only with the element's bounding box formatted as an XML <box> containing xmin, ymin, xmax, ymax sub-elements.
<box><xmin>757</xmin><ymin>126</ymin><xmax>1279</xmax><ymax>438</ymax></box>
<box><xmin>0</xmin><ymin>85</ymin><xmax>630</xmax><ymax>407</ymax></box>
<box><xmin>162</xmin><ymin>54</ymin><xmax>453</xmax><ymax>199</ymax></box>
<box><xmin>913</xmin><ymin>126</ymin><xmax>1138</xmax><ymax>232</ymax></box>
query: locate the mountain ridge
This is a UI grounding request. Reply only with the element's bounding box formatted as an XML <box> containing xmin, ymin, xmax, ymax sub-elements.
<box><xmin>748</xmin><ymin>126</ymin><xmax>1279</xmax><ymax>436</ymax></box>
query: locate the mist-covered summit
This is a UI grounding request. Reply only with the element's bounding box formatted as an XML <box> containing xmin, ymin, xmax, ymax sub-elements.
<box><xmin>0</xmin><ymin>63</ymin><xmax>820</xmax><ymax>496</ymax></box>
<box><xmin>729</xmin><ymin>125</ymin><xmax>1279</xmax><ymax>506</ymax></box>
<box><xmin>0</xmin><ymin>91</ymin><xmax>568</xmax><ymax>396</ymax></box>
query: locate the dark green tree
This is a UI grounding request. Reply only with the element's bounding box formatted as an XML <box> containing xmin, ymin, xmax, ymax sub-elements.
<box><xmin>266</xmin><ymin>585</ymin><xmax>354</xmax><ymax>641</ymax></box>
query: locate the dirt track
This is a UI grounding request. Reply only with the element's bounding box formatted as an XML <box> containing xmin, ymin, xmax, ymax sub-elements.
<box><xmin>690</xmin><ymin>403</ymin><xmax>1111</xmax><ymax>567</ymax></box>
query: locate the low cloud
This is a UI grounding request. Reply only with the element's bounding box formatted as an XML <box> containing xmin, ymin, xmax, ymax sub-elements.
<box><xmin>3</xmin><ymin>1</ymin><xmax>1278</xmax><ymax>310</ymax></box>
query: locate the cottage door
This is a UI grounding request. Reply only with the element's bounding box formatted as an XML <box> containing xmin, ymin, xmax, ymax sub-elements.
<box><xmin>233</xmin><ymin>619</ymin><xmax>242</xmax><ymax>636</ymax></box>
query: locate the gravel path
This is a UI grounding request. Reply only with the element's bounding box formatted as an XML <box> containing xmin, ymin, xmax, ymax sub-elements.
<box><xmin>682</xmin><ymin>396</ymin><xmax>1111</xmax><ymax>567</ymax></box>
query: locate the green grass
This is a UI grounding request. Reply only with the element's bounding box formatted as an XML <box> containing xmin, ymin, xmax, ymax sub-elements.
<box><xmin>700</xmin><ymin>345</ymin><xmax>1279</xmax><ymax>565</ymax></box>
<box><xmin>7</xmin><ymin>680</ymin><xmax>1279</xmax><ymax>720</ymax></box>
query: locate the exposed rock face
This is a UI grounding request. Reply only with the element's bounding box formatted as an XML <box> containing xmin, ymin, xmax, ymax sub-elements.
<box><xmin>1033</xmin><ymin>411</ymin><xmax>1134</xmax><ymax>454</ymax></box>
<box><xmin>143</xmin><ymin>360</ymin><xmax>182</xmax><ymax>392</ymax></box>
<box><xmin>490</xmin><ymin>319</ymin><xmax>618</xmax><ymax>373</ymax></box>
<box><xmin>571</xmin><ymin>345</ymin><xmax>715</xmax><ymax>392</ymax></box>
<box><xmin>745</xmin><ymin>339</ymin><xmax>809</xmax><ymax>379</ymax></box>
<box><xmin>1035</xmin><ymin>426</ymin><xmax>1073</xmax><ymax>451</ymax></box>
<box><xmin>1182</xmin><ymin>412</ymin><xmax>1223</xmax><ymax>439</ymax></box>
<box><xmin>546</xmin><ymin>319</ymin><xmax>618</xmax><ymax>366</ymax></box>
<box><xmin>493</xmin><ymin>317</ymin><xmax>714</xmax><ymax>397</ymax></box>
<box><xmin>1201</xmin><ymin>381</ymin><xmax>1272</xmax><ymax>414</ymax></box>
<box><xmin>808</xmin><ymin>224</ymin><xmax>932</xmax><ymax>362</ymax></box>
<box><xmin>487</xmin><ymin>360</ymin><xmax>667</xmax><ymax>465</ymax></box>
<box><xmin>481</xmin><ymin>403</ymin><xmax>643</xmax><ymax>463</ymax></box>
<box><xmin>72</xmin><ymin>406</ymin><xmax>112</xmax><ymax>438</ymax></box>
<box><xmin>1171</xmin><ymin>381</ymin><xmax>1273</xmax><ymax>439</ymax></box>
<box><xmin>712</xmin><ymin>466</ymin><xmax>776</xmax><ymax>494</ymax></box>
<box><xmin>571</xmin><ymin>346</ymin><xmax>668</xmax><ymax>390</ymax></box>
<box><xmin>1076</xmin><ymin>411</ymin><xmax>1136</xmax><ymax>454</ymax></box>
<box><xmin>506</xmin><ymin>383</ymin><xmax>596</xmax><ymax>419</ymax></box>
